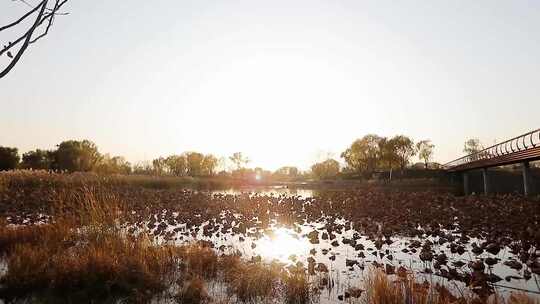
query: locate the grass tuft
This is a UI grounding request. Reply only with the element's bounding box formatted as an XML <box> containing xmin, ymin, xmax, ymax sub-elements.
<box><xmin>283</xmin><ymin>264</ymin><xmax>314</xmax><ymax>304</ymax></box>
<box><xmin>176</xmin><ymin>276</ymin><xmax>211</xmax><ymax>304</ymax></box>
<box><xmin>178</xmin><ymin>243</ymin><xmax>219</xmax><ymax>279</ymax></box>
<box><xmin>223</xmin><ymin>258</ymin><xmax>281</xmax><ymax>302</ymax></box>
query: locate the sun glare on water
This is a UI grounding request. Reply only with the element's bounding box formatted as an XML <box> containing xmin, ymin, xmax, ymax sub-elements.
<box><xmin>254</xmin><ymin>227</ymin><xmax>311</xmax><ymax>263</ymax></box>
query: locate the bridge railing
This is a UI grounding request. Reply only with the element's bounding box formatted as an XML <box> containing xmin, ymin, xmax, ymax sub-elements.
<box><xmin>444</xmin><ymin>128</ymin><xmax>540</xmax><ymax>170</ymax></box>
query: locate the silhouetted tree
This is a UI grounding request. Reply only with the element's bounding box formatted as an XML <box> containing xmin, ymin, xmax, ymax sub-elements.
<box><xmin>463</xmin><ymin>138</ymin><xmax>483</xmax><ymax>155</ymax></box>
<box><xmin>54</xmin><ymin>140</ymin><xmax>101</xmax><ymax>172</ymax></box>
<box><xmin>201</xmin><ymin>154</ymin><xmax>218</xmax><ymax>176</ymax></box>
<box><xmin>152</xmin><ymin>157</ymin><xmax>166</xmax><ymax>175</ymax></box>
<box><xmin>0</xmin><ymin>146</ymin><xmax>19</xmax><ymax>171</ymax></box>
<box><xmin>416</xmin><ymin>140</ymin><xmax>435</xmax><ymax>169</ymax></box>
<box><xmin>229</xmin><ymin>152</ymin><xmax>249</xmax><ymax>170</ymax></box>
<box><xmin>21</xmin><ymin>149</ymin><xmax>54</xmax><ymax>170</ymax></box>
<box><xmin>1</xmin><ymin>0</ymin><xmax>70</xmax><ymax>78</ymax></box>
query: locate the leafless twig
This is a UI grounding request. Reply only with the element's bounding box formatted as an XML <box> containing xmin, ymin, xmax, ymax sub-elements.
<box><xmin>0</xmin><ymin>0</ymin><xmax>69</xmax><ymax>79</ymax></box>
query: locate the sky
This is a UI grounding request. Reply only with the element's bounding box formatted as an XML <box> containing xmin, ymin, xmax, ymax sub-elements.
<box><xmin>1</xmin><ymin>0</ymin><xmax>539</xmax><ymax>170</ymax></box>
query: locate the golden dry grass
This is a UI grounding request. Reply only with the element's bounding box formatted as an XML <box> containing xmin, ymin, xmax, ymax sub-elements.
<box><xmin>0</xmin><ymin>223</ymin><xmax>69</xmax><ymax>254</ymax></box>
<box><xmin>0</xmin><ymin>187</ymin><xmax>183</xmax><ymax>302</ymax></box>
<box><xmin>178</xmin><ymin>243</ymin><xmax>220</xmax><ymax>279</ymax></box>
<box><xmin>283</xmin><ymin>264</ymin><xmax>314</xmax><ymax>304</ymax></box>
<box><xmin>222</xmin><ymin>256</ymin><xmax>281</xmax><ymax>302</ymax></box>
<box><xmin>176</xmin><ymin>276</ymin><xmax>211</xmax><ymax>304</ymax></box>
<box><xmin>362</xmin><ymin>268</ymin><xmax>539</xmax><ymax>304</ymax></box>
<box><xmin>0</xmin><ymin>171</ymin><xmax>539</xmax><ymax>304</ymax></box>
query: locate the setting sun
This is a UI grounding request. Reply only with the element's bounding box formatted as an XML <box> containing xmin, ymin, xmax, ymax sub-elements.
<box><xmin>1</xmin><ymin>1</ymin><xmax>539</xmax><ymax>303</ymax></box>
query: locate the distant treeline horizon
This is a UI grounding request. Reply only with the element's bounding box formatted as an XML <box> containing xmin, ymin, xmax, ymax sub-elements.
<box><xmin>0</xmin><ymin>135</ymin><xmax>488</xmax><ymax>180</ymax></box>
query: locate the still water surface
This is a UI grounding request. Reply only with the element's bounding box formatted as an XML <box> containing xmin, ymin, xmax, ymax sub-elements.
<box><xmin>144</xmin><ymin>187</ymin><xmax>540</xmax><ymax>301</ymax></box>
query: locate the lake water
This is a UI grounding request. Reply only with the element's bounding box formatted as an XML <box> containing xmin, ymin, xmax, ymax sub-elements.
<box><xmin>141</xmin><ymin>188</ymin><xmax>540</xmax><ymax>302</ymax></box>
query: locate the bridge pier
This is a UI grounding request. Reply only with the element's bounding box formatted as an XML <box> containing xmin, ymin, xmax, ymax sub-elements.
<box><xmin>463</xmin><ymin>171</ymin><xmax>469</xmax><ymax>195</ymax></box>
<box><xmin>482</xmin><ymin>168</ymin><xmax>490</xmax><ymax>195</ymax></box>
<box><xmin>444</xmin><ymin>129</ymin><xmax>540</xmax><ymax>195</ymax></box>
<box><xmin>522</xmin><ymin>162</ymin><xmax>532</xmax><ymax>196</ymax></box>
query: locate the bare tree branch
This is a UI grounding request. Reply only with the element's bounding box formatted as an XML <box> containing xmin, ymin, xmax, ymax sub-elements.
<box><xmin>0</xmin><ymin>0</ymin><xmax>48</xmax><ymax>78</ymax></box>
<box><xmin>0</xmin><ymin>35</ymin><xmax>26</xmax><ymax>57</ymax></box>
<box><xmin>17</xmin><ymin>0</ymin><xmax>35</xmax><ymax>8</ymax></box>
<box><xmin>0</xmin><ymin>0</ymin><xmax>45</xmax><ymax>32</ymax></box>
<box><xmin>0</xmin><ymin>0</ymin><xmax>69</xmax><ymax>79</ymax></box>
<box><xmin>30</xmin><ymin>0</ymin><xmax>60</xmax><ymax>44</ymax></box>
<box><xmin>30</xmin><ymin>0</ymin><xmax>68</xmax><ymax>44</ymax></box>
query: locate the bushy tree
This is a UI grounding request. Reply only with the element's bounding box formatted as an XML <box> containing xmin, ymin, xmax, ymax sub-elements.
<box><xmin>95</xmin><ymin>155</ymin><xmax>131</xmax><ymax>175</ymax></box>
<box><xmin>0</xmin><ymin>146</ymin><xmax>19</xmax><ymax>171</ymax></box>
<box><xmin>21</xmin><ymin>149</ymin><xmax>54</xmax><ymax>170</ymax></box>
<box><xmin>54</xmin><ymin>140</ymin><xmax>101</xmax><ymax>172</ymax></box>
<box><xmin>152</xmin><ymin>153</ymin><xmax>219</xmax><ymax>177</ymax></box>
<box><xmin>342</xmin><ymin>134</ymin><xmax>423</xmax><ymax>179</ymax></box>
<box><xmin>341</xmin><ymin>134</ymin><xmax>382</xmax><ymax>176</ymax></box>
<box><xmin>378</xmin><ymin>137</ymin><xmax>399</xmax><ymax>171</ymax></box>
<box><xmin>165</xmin><ymin>155</ymin><xmax>187</xmax><ymax>176</ymax></box>
<box><xmin>185</xmin><ymin>152</ymin><xmax>204</xmax><ymax>176</ymax></box>
<box><xmin>391</xmin><ymin>135</ymin><xmax>416</xmax><ymax>171</ymax></box>
<box><xmin>311</xmin><ymin>159</ymin><xmax>340</xmax><ymax>180</ymax></box>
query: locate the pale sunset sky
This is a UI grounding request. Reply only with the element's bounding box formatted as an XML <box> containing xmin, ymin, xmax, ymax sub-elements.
<box><xmin>1</xmin><ymin>1</ymin><xmax>539</xmax><ymax>170</ymax></box>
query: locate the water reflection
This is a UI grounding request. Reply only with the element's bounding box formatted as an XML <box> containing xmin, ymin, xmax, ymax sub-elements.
<box><xmin>213</xmin><ymin>186</ymin><xmax>319</xmax><ymax>197</ymax></box>
<box><xmin>158</xmin><ymin>188</ymin><xmax>540</xmax><ymax>299</ymax></box>
<box><xmin>255</xmin><ymin>227</ymin><xmax>311</xmax><ymax>263</ymax></box>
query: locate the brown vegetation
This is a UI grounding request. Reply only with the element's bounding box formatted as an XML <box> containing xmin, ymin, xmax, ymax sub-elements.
<box><xmin>0</xmin><ymin>187</ymin><xmax>182</xmax><ymax>302</ymax></box>
<box><xmin>362</xmin><ymin>268</ymin><xmax>539</xmax><ymax>304</ymax></box>
<box><xmin>0</xmin><ymin>171</ymin><xmax>539</xmax><ymax>303</ymax></box>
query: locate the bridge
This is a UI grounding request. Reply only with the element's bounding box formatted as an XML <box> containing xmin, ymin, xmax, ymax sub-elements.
<box><xmin>444</xmin><ymin>128</ymin><xmax>540</xmax><ymax>196</ymax></box>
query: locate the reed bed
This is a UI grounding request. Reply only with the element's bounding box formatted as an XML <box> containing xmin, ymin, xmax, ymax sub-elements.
<box><xmin>362</xmin><ymin>268</ymin><xmax>539</xmax><ymax>304</ymax></box>
<box><xmin>0</xmin><ymin>176</ymin><xmax>312</xmax><ymax>303</ymax></box>
<box><xmin>0</xmin><ymin>171</ymin><xmax>538</xmax><ymax>303</ymax></box>
<box><xmin>0</xmin><ymin>186</ymin><xmax>182</xmax><ymax>303</ymax></box>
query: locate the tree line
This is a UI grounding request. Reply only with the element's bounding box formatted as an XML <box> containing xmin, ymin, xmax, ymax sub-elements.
<box><xmin>0</xmin><ymin>140</ymin><xmax>220</xmax><ymax>177</ymax></box>
<box><xmin>140</xmin><ymin>153</ymin><xmax>219</xmax><ymax>177</ymax></box>
<box><xmin>0</xmin><ymin>140</ymin><xmax>303</xmax><ymax>181</ymax></box>
<box><xmin>2</xmin><ymin>135</ymin><xmax>489</xmax><ymax>180</ymax></box>
<box><xmin>310</xmin><ymin>134</ymin><xmax>436</xmax><ymax>180</ymax></box>
<box><xmin>0</xmin><ymin>140</ymin><xmax>103</xmax><ymax>173</ymax></box>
